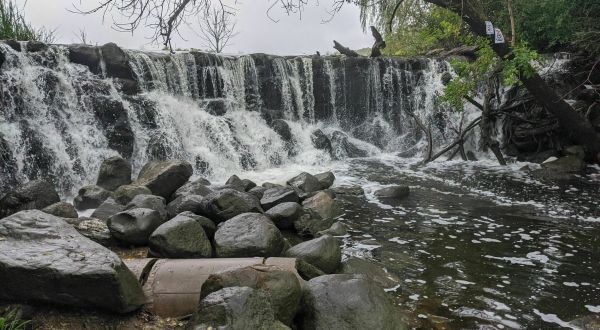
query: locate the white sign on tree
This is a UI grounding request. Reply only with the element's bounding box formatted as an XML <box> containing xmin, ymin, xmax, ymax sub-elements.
<box><xmin>494</xmin><ymin>28</ymin><xmax>505</xmax><ymax>44</ymax></box>
<box><xmin>485</xmin><ymin>21</ymin><xmax>494</xmax><ymax>35</ymax></box>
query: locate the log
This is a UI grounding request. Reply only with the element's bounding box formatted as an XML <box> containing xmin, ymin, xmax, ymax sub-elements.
<box><xmin>370</xmin><ymin>26</ymin><xmax>386</xmax><ymax>58</ymax></box>
<box><xmin>333</xmin><ymin>40</ymin><xmax>360</xmax><ymax>57</ymax></box>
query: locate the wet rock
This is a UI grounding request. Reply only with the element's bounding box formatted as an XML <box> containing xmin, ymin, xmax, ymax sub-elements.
<box><xmin>41</xmin><ymin>202</ymin><xmax>78</xmax><ymax>219</ymax></box>
<box><xmin>287</xmin><ymin>172</ymin><xmax>321</xmax><ymax>195</ymax></box>
<box><xmin>294</xmin><ymin>213</ymin><xmax>335</xmax><ymax>238</ymax></box>
<box><xmin>261</xmin><ymin>186</ymin><xmax>300</xmax><ymax>210</ymax></box>
<box><xmin>271</xmin><ymin>119</ymin><xmax>293</xmax><ymax>142</ymax></box>
<box><xmin>314</xmin><ymin>171</ymin><xmax>335</xmax><ymax>190</ymax></box>
<box><xmin>202</xmin><ymin>99</ymin><xmax>228</xmax><ymax>116</ymax></box>
<box><xmin>311</xmin><ymin>129</ymin><xmax>332</xmax><ymax>154</ymax></box>
<box><xmin>166</xmin><ymin>194</ymin><xmax>203</xmax><ymax>219</ymax></box>
<box><xmin>214</xmin><ymin>213</ymin><xmax>285</xmax><ymax>258</ymax></box>
<box><xmin>135</xmin><ymin>160</ymin><xmax>193</xmax><ymax>198</ymax></box>
<box><xmin>200</xmin><ymin>189</ymin><xmax>263</xmax><ymax>223</ymax></box>
<box><xmin>73</xmin><ymin>185</ymin><xmax>112</xmax><ymax>211</ymax></box>
<box><xmin>374</xmin><ymin>185</ymin><xmax>410</xmax><ymax>199</ymax></box>
<box><xmin>332</xmin><ymin>185</ymin><xmax>364</xmax><ymax>196</ymax></box>
<box><xmin>91</xmin><ymin>198</ymin><xmax>125</xmax><ymax>222</ymax></box>
<box><xmin>564</xmin><ymin>145</ymin><xmax>585</xmax><ymax>159</ymax></box>
<box><xmin>148</xmin><ymin>214</ymin><xmax>212</xmax><ymax>258</ymax></box>
<box><xmin>107</xmin><ymin>208</ymin><xmax>164</xmax><ymax>245</ymax></box>
<box><xmin>295</xmin><ymin>259</ymin><xmax>326</xmax><ymax>281</ymax></box>
<box><xmin>96</xmin><ymin>156</ymin><xmax>132</xmax><ymax>191</ymax></box>
<box><xmin>330</xmin><ymin>131</ymin><xmax>368</xmax><ymax>159</ymax></box>
<box><xmin>284</xmin><ymin>235</ymin><xmax>341</xmax><ymax>274</ymax></box>
<box><xmin>178</xmin><ymin>211</ymin><xmax>217</xmax><ymax>239</ymax></box>
<box><xmin>341</xmin><ymin>257</ymin><xmax>400</xmax><ymax>288</ymax></box>
<box><xmin>200</xmin><ymin>265</ymin><xmax>302</xmax><ymax>326</ymax></box>
<box><xmin>170</xmin><ymin>178</ymin><xmax>212</xmax><ymax>201</ymax></box>
<box><xmin>262</xmin><ymin>182</ymin><xmax>283</xmax><ymax>189</ymax></box>
<box><xmin>90</xmin><ymin>96</ymin><xmax>135</xmax><ymax>158</ymax></box>
<box><xmin>68</xmin><ymin>44</ymin><xmax>102</xmax><ymax>74</ymax></box>
<box><xmin>0</xmin><ymin>210</ymin><xmax>144</xmax><ymax>313</ymax></box>
<box><xmin>248</xmin><ymin>186</ymin><xmax>267</xmax><ymax>200</ymax></box>
<box><xmin>541</xmin><ymin>155</ymin><xmax>585</xmax><ymax>173</ymax></box>
<box><xmin>300</xmin><ymin>274</ymin><xmax>406</xmax><ymax>330</ymax></box>
<box><xmin>75</xmin><ymin>217</ymin><xmax>113</xmax><ymax>246</ymax></box>
<box><xmin>265</xmin><ymin>202</ymin><xmax>304</xmax><ymax>230</ymax></box>
<box><xmin>316</xmin><ymin>222</ymin><xmax>347</xmax><ymax>237</ymax></box>
<box><xmin>302</xmin><ymin>191</ymin><xmax>342</xmax><ymax>220</ymax></box>
<box><xmin>25</xmin><ymin>40</ymin><xmax>47</xmax><ymax>52</ymax></box>
<box><xmin>113</xmin><ymin>184</ymin><xmax>152</xmax><ymax>205</ymax></box>
<box><xmin>125</xmin><ymin>194</ymin><xmax>167</xmax><ymax>220</ymax></box>
<box><xmin>0</xmin><ymin>180</ymin><xmax>60</xmax><ymax>218</ymax></box>
<box><xmin>100</xmin><ymin>43</ymin><xmax>136</xmax><ymax>82</ymax></box>
<box><xmin>190</xmin><ymin>287</ymin><xmax>277</xmax><ymax>329</ymax></box>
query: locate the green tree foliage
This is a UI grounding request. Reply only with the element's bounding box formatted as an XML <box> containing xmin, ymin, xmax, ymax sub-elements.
<box><xmin>0</xmin><ymin>0</ymin><xmax>55</xmax><ymax>42</ymax></box>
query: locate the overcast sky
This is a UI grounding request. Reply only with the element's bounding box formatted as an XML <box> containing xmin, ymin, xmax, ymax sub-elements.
<box><xmin>23</xmin><ymin>0</ymin><xmax>372</xmax><ymax>55</ymax></box>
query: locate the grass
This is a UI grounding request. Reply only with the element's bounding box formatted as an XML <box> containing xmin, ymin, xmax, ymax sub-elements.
<box><xmin>0</xmin><ymin>0</ymin><xmax>55</xmax><ymax>42</ymax></box>
<box><xmin>0</xmin><ymin>309</ymin><xmax>30</xmax><ymax>330</ymax></box>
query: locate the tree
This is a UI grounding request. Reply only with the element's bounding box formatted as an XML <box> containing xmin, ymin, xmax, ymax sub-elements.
<box><xmin>1</xmin><ymin>0</ymin><xmax>55</xmax><ymax>42</ymax></box>
<box><xmin>198</xmin><ymin>7</ymin><xmax>237</xmax><ymax>53</ymax></box>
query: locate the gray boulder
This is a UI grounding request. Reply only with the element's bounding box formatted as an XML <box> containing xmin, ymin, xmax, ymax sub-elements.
<box><xmin>96</xmin><ymin>156</ymin><xmax>132</xmax><ymax>191</ymax></box>
<box><xmin>170</xmin><ymin>178</ymin><xmax>212</xmax><ymax>201</ymax></box>
<box><xmin>108</xmin><ymin>208</ymin><xmax>164</xmax><ymax>245</ymax></box>
<box><xmin>149</xmin><ymin>214</ymin><xmax>212</xmax><ymax>258</ymax></box>
<box><xmin>262</xmin><ymin>182</ymin><xmax>283</xmax><ymax>189</ymax></box>
<box><xmin>287</xmin><ymin>172</ymin><xmax>321</xmax><ymax>195</ymax></box>
<box><xmin>91</xmin><ymin>198</ymin><xmax>125</xmax><ymax>222</ymax></box>
<box><xmin>200</xmin><ymin>189</ymin><xmax>263</xmax><ymax>223</ymax></box>
<box><xmin>330</xmin><ymin>131</ymin><xmax>368</xmax><ymax>159</ymax></box>
<box><xmin>265</xmin><ymin>202</ymin><xmax>304</xmax><ymax>230</ymax></box>
<box><xmin>310</xmin><ymin>129</ymin><xmax>332</xmax><ymax>154</ymax></box>
<box><xmin>136</xmin><ymin>160</ymin><xmax>193</xmax><ymax>198</ymax></box>
<box><xmin>0</xmin><ymin>210</ymin><xmax>144</xmax><ymax>313</ymax></box>
<box><xmin>300</xmin><ymin>274</ymin><xmax>406</xmax><ymax>330</ymax></box>
<box><xmin>73</xmin><ymin>185</ymin><xmax>112</xmax><ymax>210</ymax></box>
<box><xmin>341</xmin><ymin>257</ymin><xmax>400</xmax><ymax>288</ymax></box>
<box><xmin>42</xmin><ymin>202</ymin><xmax>78</xmax><ymax>218</ymax></box>
<box><xmin>190</xmin><ymin>287</ymin><xmax>277</xmax><ymax>330</ymax></box>
<box><xmin>113</xmin><ymin>184</ymin><xmax>152</xmax><ymax>205</ymax></box>
<box><xmin>541</xmin><ymin>155</ymin><xmax>585</xmax><ymax>173</ymax></box>
<box><xmin>374</xmin><ymin>186</ymin><xmax>410</xmax><ymax>199</ymax></box>
<box><xmin>294</xmin><ymin>213</ymin><xmax>335</xmax><ymax>238</ymax></box>
<box><xmin>178</xmin><ymin>211</ymin><xmax>217</xmax><ymax>239</ymax></box>
<box><xmin>248</xmin><ymin>186</ymin><xmax>267</xmax><ymax>200</ymax></box>
<box><xmin>0</xmin><ymin>180</ymin><xmax>60</xmax><ymax>218</ymax></box>
<box><xmin>314</xmin><ymin>171</ymin><xmax>335</xmax><ymax>190</ymax></box>
<box><xmin>214</xmin><ymin>213</ymin><xmax>285</xmax><ymax>258</ymax></box>
<box><xmin>75</xmin><ymin>217</ymin><xmax>113</xmax><ymax>246</ymax></box>
<box><xmin>271</xmin><ymin>119</ymin><xmax>293</xmax><ymax>143</ymax></box>
<box><xmin>125</xmin><ymin>194</ymin><xmax>167</xmax><ymax>220</ymax></box>
<box><xmin>261</xmin><ymin>186</ymin><xmax>300</xmax><ymax>210</ymax></box>
<box><xmin>166</xmin><ymin>194</ymin><xmax>204</xmax><ymax>219</ymax></box>
<box><xmin>316</xmin><ymin>222</ymin><xmax>347</xmax><ymax>237</ymax></box>
<box><xmin>302</xmin><ymin>191</ymin><xmax>342</xmax><ymax>221</ymax></box>
<box><xmin>284</xmin><ymin>235</ymin><xmax>341</xmax><ymax>274</ymax></box>
<box><xmin>200</xmin><ymin>265</ymin><xmax>301</xmax><ymax>326</ymax></box>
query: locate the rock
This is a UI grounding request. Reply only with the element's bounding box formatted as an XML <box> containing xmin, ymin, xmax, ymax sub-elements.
<box><xmin>226</xmin><ymin>175</ymin><xmax>244</xmax><ymax>190</ymax></box>
<box><xmin>75</xmin><ymin>217</ymin><xmax>113</xmax><ymax>246</ymax></box>
<box><xmin>340</xmin><ymin>257</ymin><xmax>400</xmax><ymax>288</ymax></box>
<box><xmin>26</xmin><ymin>40</ymin><xmax>47</xmax><ymax>52</ymax></box>
<box><xmin>91</xmin><ymin>198</ymin><xmax>125</xmax><ymax>222</ymax></box>
<box><xmin>200</xmin><ymin>265</ymin><xmax>302</xmax><ymax>326</ymax></box>
<box><xmin>0</xmin><ymin>210</ymin><xmax>144</xmax><ymax>313</ymax></box>
<box><xmin>295</xmin><ymin>259</ymin><xmax>326</xmax><ymax>281</ymax></box>
<box><xmin>564</xmin><ymin>145</ymin><xmax>586</xmax><ymax>159</ymax></box>
<box><xmin>294</xmin><ymin>213</ymin><xmax>335</xmax><ymax>238</ymax></box>
<box><xmin>540</xmin><ymin>155</ymin><xmax>585</xmax><ymax>173</ymax></box>
<box><xmin>41</xmin><ymin>202</ymin><xmax>78</xmax><ymax>219</ymax></box>
<box><xmin>171</xmin><ymin>178</ymin><xmax>212</xmax><ymax>201</ymax></box>
<box><xmin>286</xmin><ymin>172</ymin><xmax>321</xmax><ymax>195</ymax></box>
<box><xmin>265</xmin><ymin>202</ymin><xmax>304</xmax><ymax>230</ymax></box>
<box><xmin>190</xmin><ymin>287</ymin><xmax>277</xmax><ymax>330</ymax></box>
<box><xmin>68</xmin><ymin>44</ymin><xmax>102</xmax><ymax>74</ymax></box>
<box><xmin>202</xmin><ymin>99</ymin><xmax>228</xmax><ymax>116</ymax></box>
<box><xmin>148</xmin><ymin>214</ymin><xmax>212</xmax><ymax>258</ymax></box>
<box><xmin>271</xmin><ymin>119</ymin><xmax>293</xmax><ymax>142</ymax></box>
<box><xmin>302</xmin><ymin>191</ymin><xmax>342</xmax><ymax>221</ymax></box>
<box><xmin>200</xmin><ymin>189</ymin><xmax>263</xmax><ymax>223</ymax></box>
<box><xmin>261</xmin><ymin>186</ymin><xmax>300</xmax><ymax>210</ymax></box>
<box><xmin>135</xmin><ymin>160</ymin><xmax>193</xmax><ymax>198</ymax></box>
<box><xmin>96</xmin><ymin>156</ymin><xmax>132</xmax><ymax>191</ymax></box>
<box><xmin>374</xmin><ymin>185</ymin><xmax>410</xmax><ymax>199</ymax></box>
<box><xmin>248</xmin><ymin>186</ymin><xmax>267</xmax><ymax>200</ymax></box>
<box><xmin>214</xmin><ymin>213</ymin><xmax>285</xmax><ymax>258</ymax></box>
<box><xmin>113</xmin><ymin>184</ymin><xmax>152</xmax><ymax>205</ymax></box>
<box><xmin>73</xmin><ymin>185</ymin><xmax>112</xmax><ymax>210</ymax></box>
<box><xmin>178</xmin><ymin>211</ymin><xmax>217</xmax><ymax>239</ymax></box>
<box><xmin>262</xmin><ymin>182</ymin><xmax>283</xmax><ymax>189</ymax></box>
<box><xmin>0</xmin><ymin>180</ymin><xmax>60</xmax><ymax>218</ymax></box>
<box><xmin>107</xmin><ymin>208</ymin><xmax>164</xmax><ymax>245</ymax></box>
<box><xmin>166</xmin><ymin>194</ymin><xmax>204</xmax><ymax>219</ymax></box>
<box><xmin>330</xmin><ymin>131</ymin><xmax>368</xmax><ymax>159</ymax></box>
<box><xmin>314</xmin><ymin>171</ymin><xmax>335</xmax><ymax>190</ymax></box>
<box><xmin>125</xmin><ymin>194</ymin><xmax>167</xmax><ymax>220</ymax></box>
<box><xmin>240</xmin><ymin>179</ymin><xmax>257</xmax><ymax>192</ymax></box>
<box><xmin>316</xmin><ymin>222</ymin><xmax>347</xmax><ymax>237</ymax></box>
<box><xmin>284</xmin><ymin>235</ymin><xmax>341</xmax><ymax>274</ymax></box>
<box><xmin>91</xmin><ymin>96</ymin><xmax>135</xmax><ymax>157</ymax></box>
<box><xmin>300</xmin><ymin>274</ymin><xmax>406</xmax><ymax>330</ymax></box>
<box><xmin>332</xmin><ymin>185</ymin><xmax>364</xmax><ymax>196</ymax></box>
<box><xmin>311</xmin><ymin>129</ymin><xmax>332</xmax><ymax>154</ymax></box>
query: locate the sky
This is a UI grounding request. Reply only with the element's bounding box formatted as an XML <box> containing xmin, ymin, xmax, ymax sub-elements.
<box><xmin>23</xmin><ymin>0</ymin><xmax>373</xmax><ymax>55</ymax></box>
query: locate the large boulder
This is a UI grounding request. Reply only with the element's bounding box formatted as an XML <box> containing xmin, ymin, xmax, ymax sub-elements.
<box><xmin>541</xmin><ymin>155</ymin><xmax>585</xmax><ymax>173</ymax></box>
<box><xmin>91</xmin><ymin>198</ymin><xmax>125</xmax><ymax>222</ymax></box>
<box><xmin>190</xmin><ymin>287</ymin><xmax>278</xmax><ymax>330</ymax></box>
<box><xmin>302</xmin><ymin>191</ymin><xmax>342</xmax><ymax>221</ymax></box>
<box><xmin>286</xmin><ymin>172</ymin><xmax>321</xmax><ymax>195</ymax></box>
<box><xmin>170</xmin><ymin>178</ymin><xmax>212</xmax><ymax>201</ymax></box>
<box><xmin>200</xmin><ymin>189</ymin><xmax>263</xmax><ymax>223</ymax></box>
<box><xmin>214</xmin><ymin>213</ymin><xmax>285</xmax><ymax>258</ymax></box>
<box><xmin>73</xmin><ymin>185</ymin><xmax>112</xmax><ymax>210</ymax></box>
<box><xmin>314</xmin><ymin>171</ymin><xmax>335</xmax><ymax>190</ymax></box>
<box><xmin>248</xmin><ymin>186</ymin><xmax>267</xmax><ymax>200</ymax></box>
<box><xmin>316</xmin><ymin>222</ymin><xmax>347</xmax><ymax>237</ymax></box>
<box><xmin>284</xmin><ymin>235</ymin><xmax>341</xmax><ymax>274</ymax></box>
<box><xmin>271</xmin><ymin>119</ymin><xmax>293</xmax><ymax>143</ymax></box>
<box><xmin>75</xmin><ymin>217</ymin><xmax>114</xmax><ymax>247</ymax></box>
<box><xmin>113</xmin><ymin>184</ymin><xmax>152</xmax><ymax>205</ymax></box>
<box><xmin>311</xmin><ymin>129</ymin><xmax>332</xmax><ymax>154</ymax></box>
<box><xmin>300</xmin><ymin>274</ymin><xmax>406</xmax><ymax>330</ymax></box>
<box><xmin>178</xmin><ymin>211</ymin><xmax>217</xmax><ymax>239</ymax></box>
<box><xmin>107</xmin><ymin>208</ymin><xmax>164</xmax><ymax>245</ymax></box>
<box><xmin>265</xmin><ymin>202</ymin><xmax>304</xmax><ymax>230</ymax></box>
<box><xmin>96</xmin><ymin>156</ymin><xmax>132</xmax><ymax>191</ymax></box>
<box><xmin>148</xmin><ymin>214</ymin><xmax>212</xmax><ymax>258</ymax></box>
<box><xmin>0</xmin><ymin>180</ymin><xmax>60</xmax><ymax>218</ymax></box>
<box><xmin>166</xmin><ymin>194</ymin><xmax>204</xmax><ymax>219</ymax></box>
<box><xmin>330</xmin><ymin>131</ymin><xmax>368</xmax><ymax>159</ymax></box>
<box><xmin>225</xmin><ymin>175</ymin><xmax>257</xmax><ymax>192</ymax></box>
<box><xmin>135</xmin><ymin>160</ymin><xmax>193</xmax><ymax>198</ymax></box>
<box><xmin>260</xmin><ymin>186</ymin><xmax>300</xmax><ymax>210</ymax></box>
<box><xmin>0</xmin><ymin>210</ymin><xmax>144</xmax><ymax>313</ymax></box>
<box><xmin>374</xmin><ymin>186</ymin><xmax>410</xmax><ymax>199</ymax></box>
<box><xmin>294</xmin><ymin>213</ymin><xmax>335</xmax><ymax>238</ymax></box>
<box><xmin>125</xmin><ymin>194</ymin><xmax>167</xmax><ymax>220</ymax></box>
<box><xmin>200</xmin><ymin>265</ymin><xmax>302</xmax><ymax>326</ymax></box>
<box><xmin>41</xmin><ymin>202</ymin><xmax>78</xmax><ymax>219</ymax></box>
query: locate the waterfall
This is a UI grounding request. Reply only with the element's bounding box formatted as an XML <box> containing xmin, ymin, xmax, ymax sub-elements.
<box><xmin>0</xmin><ymin>41</ymin><xmax>466</xmax><ymax>196</ymax></box>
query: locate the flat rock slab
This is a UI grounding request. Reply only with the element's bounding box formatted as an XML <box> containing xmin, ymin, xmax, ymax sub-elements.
<box><xmin>0</xmin><ymin>210</ymin><xmax>144</xmax><ymax>313</ymax></box>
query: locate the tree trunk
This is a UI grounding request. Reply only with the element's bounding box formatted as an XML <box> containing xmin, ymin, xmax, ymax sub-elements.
<box><xmin>425</xmin><ymin>0</ymin><xmax>600</xmax><ymax>162</ymax></box>
<box><xmin>333</xmin><ymin>40</ymin><xmax>360</xmax><ymax>57</ymax></box>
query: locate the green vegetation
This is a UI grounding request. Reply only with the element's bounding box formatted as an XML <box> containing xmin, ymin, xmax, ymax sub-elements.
<box><xmin>0</xmin><ymin>0</ymin><xmax>54</xmax><ymax>42</ymax></box>
<box><xmin>0</xmin><ymin>309</ymin><xmax>30</xmax><ymax>330</ymax></box>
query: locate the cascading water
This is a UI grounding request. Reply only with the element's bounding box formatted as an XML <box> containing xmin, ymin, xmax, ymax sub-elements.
<box><xmin>0</xmin><ymin>41</ymin><xmax>467</xmax><ymax>196</ymax></box>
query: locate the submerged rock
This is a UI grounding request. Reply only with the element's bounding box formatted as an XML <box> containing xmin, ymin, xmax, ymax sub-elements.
<box><xmin>0</xmin><ymin>210</ymin><xmax>144</xmax><ymax>313</ymax></box>
<box><xmin>261</xmin><ymin>186</ymin><xmax>300</xmax><ymax>210</ymax></box>
<box><xmin>214</xmin><ymin>213</ymin><xmax>285</xmax><ymax>258</ymax></box>
<box><xmin>374</xmin><ymin>185</ymin><xmax>410</xmax><ymax>199</ymax></box>
<box><xmin>341</xmin><ymin>257</ymin><xmax>401</xmax><ymax>288</ymax></box>
<box><xmin>149</xmin><ymin>214</ymin><xmax>212</xmax><ymax>258</ymax></box>
<box><xmin>108</xmin><ymin>208</ymin><xmax>164</xmax><ymax>245</ymax></box>
<box><xmin>316</xmin><ymin>222</ymin><xmax>347</xmax><ymax>237</ymax></box>
<box><xmin>41</xmin><ymin>202</ymin><xmax>78</xmax><ymax>219</ymax></box>
<box><xmin>284</xmin><ymin>235</ymin><xmax>341</xmax><ymax>274</ymax></box>
<box><xmin>0</xmin><ymin>180</ymin><xmax>60</xmax><ymax>218</ymax></box>
<box><xmin>96</xmin><ymin>156</ymin><xmax>132</xmax><ymax>191</ymax></box>
<box><xmin>200</xmin><ymin>189</ymin><xmax>263</xmax><ymax>223</ymax></box>
<box><xmin>136</xmin><ymin>160</ymin><xmax>193</xmax><ymax>198</ymax></box>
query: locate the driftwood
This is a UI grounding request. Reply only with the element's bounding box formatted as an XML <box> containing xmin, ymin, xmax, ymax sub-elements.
<box><xmin>333</xmin><ymin>40</ymin><xmax>360</xmax><ymax>57</ymax></box>
<box><xmin>370</xmin><ymin>26</ymin><xmax>386</xmax><ymax>58</ymax></box>
<box><xmin>426</xmin><ymin>116</ymin><xmax>482</xmax><ymax>163</ymax></box>
<box><xmin>406</xmin><ymin>111</ymin><xmax>433</xmax><ymax>162</ymax></box>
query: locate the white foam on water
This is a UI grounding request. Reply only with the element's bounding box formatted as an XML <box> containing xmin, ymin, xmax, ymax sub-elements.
<box><xmin>533</xmin><ymin>309</ymin><xmax>581</xmax><ymax>330</ymax></box>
